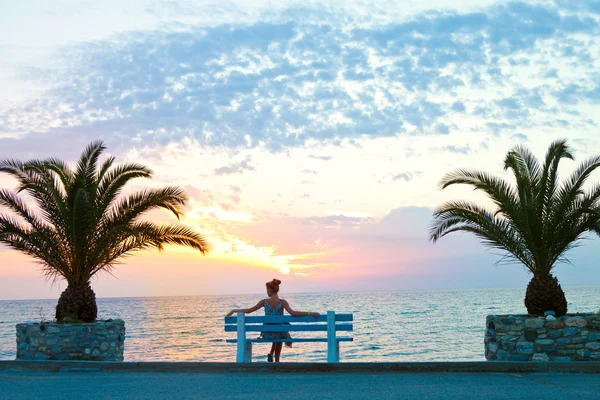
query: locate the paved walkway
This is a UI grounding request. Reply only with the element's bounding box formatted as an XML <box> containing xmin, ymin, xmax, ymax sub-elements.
<box><xmin>1</xmin><ymin>371</ymin><xmax>600</xmax><ymax>400</ymax></box>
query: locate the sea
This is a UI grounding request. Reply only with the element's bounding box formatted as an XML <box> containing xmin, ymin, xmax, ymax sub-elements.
<box><xmin>1</xmin><ymin>286</ymin><xmax>599</xmax><ymax>362</ymax></box>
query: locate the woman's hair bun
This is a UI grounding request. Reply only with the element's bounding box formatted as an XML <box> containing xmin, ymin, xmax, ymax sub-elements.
<box><xmin>266</xmin><ymin>278</ymin><xmax>282</xmax><ymax>293</ymax></box>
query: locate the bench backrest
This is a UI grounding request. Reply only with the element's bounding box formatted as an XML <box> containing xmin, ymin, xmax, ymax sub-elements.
<box><xmin>225</xmin><ymin>311</ymin><xmax>353</xmax><ymax>362</ymax></box>
<box><xmin>224</xmin><ymin>313</ymin><xmax>353</xmax><ymax>333</ymax></box>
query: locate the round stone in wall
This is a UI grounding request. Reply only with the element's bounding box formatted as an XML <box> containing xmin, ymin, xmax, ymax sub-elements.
<box><xmin>524</xmin><ymin>329</ymin><xmax>538</xmax><ymax>342</ymax></box>
<box><xmin>524</xmin><ymin>318</ymin><xmax>544</xmax><ymax>329</ymax></box>
<box><xmin>517</xmin><ymin>342</ymin><xmax>534</xmax><ymax>354</ymax></box>
<box><xmin>586</xmin><ymin>342</ymin><xmax>600</xmax><ymax>351</ymax></box>
<box><xmin>532</xmin><ymin>353</ymin><xmax>550</xmax><ymax>362</ymax></box>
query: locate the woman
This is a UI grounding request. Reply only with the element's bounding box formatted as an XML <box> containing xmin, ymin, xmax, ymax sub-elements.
<box><xmin>225</xmin><ymin>279</ymin><xmax>320</xmax><ymax>362</ymax></box>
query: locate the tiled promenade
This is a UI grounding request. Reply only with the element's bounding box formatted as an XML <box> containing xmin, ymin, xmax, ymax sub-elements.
<box><xmin>1</xmin><ymin>362</ymin><xmax>600</xmax><ymax>400</ymax></box>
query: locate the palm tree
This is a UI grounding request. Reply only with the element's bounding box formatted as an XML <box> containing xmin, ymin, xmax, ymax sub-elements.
<box><xmin>0</xmin><ymin>141</ymin><xmax>208</xmax><ymax>322</ymax></box>
<box><xmin>430</xmin><ymin>139</ymin><xmax>600</xmax><ymax>317</ymax></box>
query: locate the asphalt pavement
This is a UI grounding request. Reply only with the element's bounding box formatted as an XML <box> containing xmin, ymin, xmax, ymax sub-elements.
<box><xmin>1</xmin><ymin>370</ymin><xmax>600</xmax><ymax>400</ymax></box>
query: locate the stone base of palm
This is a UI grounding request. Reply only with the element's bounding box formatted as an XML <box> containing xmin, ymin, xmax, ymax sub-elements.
<box><xmin>16</xmin><ymin>320</ymin><xmax>125</xmax><ymax>361</ymax></box>
<box><xmin>486</xmin><ymin>314</ymin><xmax>600</xmax><ymax>362</ymax></box>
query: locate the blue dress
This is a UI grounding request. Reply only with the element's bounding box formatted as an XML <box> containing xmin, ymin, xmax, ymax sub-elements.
<box><xmin>260</xmin><ymin>299</ymin><xmax>292</xmax><ymax>346</ymax></box>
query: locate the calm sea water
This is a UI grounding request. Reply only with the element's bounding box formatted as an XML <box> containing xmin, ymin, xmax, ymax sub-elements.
<box><xmin>1</xmin><ymin>286</ymin><xmax>599</xmax><ymax>362</ymax></box>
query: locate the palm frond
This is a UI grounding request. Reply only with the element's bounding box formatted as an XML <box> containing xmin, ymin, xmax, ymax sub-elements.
<box><xmin>539</xmin><ymin>140</ymin><xmax>572</xmax><ymax>218</ymax></box>
<box><xmin>431</xmin><ymin>200</ymin><xmax>532</xmax><ymax>268</ymax></box>
<box><xmin>96</xmin><ymin>156</ymin><xmax>116</xmax><ymax>184</ymax></box>
<box><xmin>507</xmin><ymin>145</ymin><xmax>542</xmax><ymax>184</ymax></box>
<box><xmin>90</xmin><ymin>222</ymin><xmax>208</xmax><ymax>277</ymax></box>
<box><xmin>75</xmin><ymin>141</ymin><xmax>106</xmax><ymax>186</ymax></box>
<box><xmin>0</xmin><ymin>189</ymin><xmax>47</xmax><ymax>231</ymax></box>
<box><xmin>41</xmin><ymin>157</ymin><xmax>74</xmax><ymax>193</ymax></box>
<box><xmin>439</xmin><ymin>169</ymin><xmax>520</xmax><ymax>218</ymax></box>
<box><xmin>107</xmin><ymin>187</ymin><xmax>187</xmax><ymax>222</ymax></box>
<box><xmin>548</xmin><ymin>155</ymin><xmax>600</xmax><ymax>235</ymax></box>
<box><xmin>95</xmin><ymin>163</ymin><xmax>153</xmax><ymax>214</ymax></box>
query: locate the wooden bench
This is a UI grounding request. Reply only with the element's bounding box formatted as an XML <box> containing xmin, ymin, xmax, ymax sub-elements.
<box><xmin>224</xmin><ymin>310</ymin><xmax>353</xmax><ymax>363</ymax></box>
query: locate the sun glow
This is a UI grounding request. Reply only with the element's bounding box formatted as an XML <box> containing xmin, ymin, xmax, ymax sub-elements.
<box><xmin>208</xmin><ymin>237</ymin><xmax>331</xmax><ymax>274</ymax></box>
<box><xmin>178</xmin><ymin>206</ymin><xmax>336</xmax><ymax>275</ymax></box>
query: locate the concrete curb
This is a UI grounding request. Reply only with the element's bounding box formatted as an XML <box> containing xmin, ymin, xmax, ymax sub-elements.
<box><xmin>2</xmin><ymin>360</ymin><xmax>600</xmax><ymax>374</ymax></box>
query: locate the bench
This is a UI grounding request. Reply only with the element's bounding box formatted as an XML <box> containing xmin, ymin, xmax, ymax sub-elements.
<box><xmin>224</xmin><ymin>310</ymin><xmax>353</xmax><ymax>363</ymax></box>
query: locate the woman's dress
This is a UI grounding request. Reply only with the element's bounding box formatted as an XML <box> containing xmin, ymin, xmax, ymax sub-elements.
<box><xmin>260</xmin><ymin>299</ymin><xmax>292</xmax><ymax>347</ymax></box>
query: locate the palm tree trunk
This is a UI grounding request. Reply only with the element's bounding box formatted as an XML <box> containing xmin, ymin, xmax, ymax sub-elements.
<box><xmin>55</xmin><ymin>282</ymin><xmax>98</xmax><ymax>322</ymax></box>
<box><xmin>524</xmin><ymin>274</ymin><xmax>568</xmax><ymax>317</ymax></box>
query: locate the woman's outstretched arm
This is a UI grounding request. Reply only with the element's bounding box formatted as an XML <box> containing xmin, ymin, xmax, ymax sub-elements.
<box><xmin>281</xmin><ymin>299</ymin><xmax>320</xmax><ymax>318</ymax></box>
<box><xmin>225</xmin><ymin>301</ymin><xmax>263</xmax><ymax>318</ymax></box>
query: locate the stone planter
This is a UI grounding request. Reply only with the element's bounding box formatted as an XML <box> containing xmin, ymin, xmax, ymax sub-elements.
<box><xmin>486</xmin><ymin>314</ymin><xmax>600</xmax><ymax>362</ymax></box>
<box><xmin>16</xmin><ymin>319</ymin><xmax>125</xmax><ymax>361</ymax></box>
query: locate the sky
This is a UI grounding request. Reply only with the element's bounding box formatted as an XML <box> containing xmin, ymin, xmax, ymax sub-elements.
<box><xmin>1</xmin><ymin>0</ymin><xmax>600</xmax><ymax>300</ymax></box>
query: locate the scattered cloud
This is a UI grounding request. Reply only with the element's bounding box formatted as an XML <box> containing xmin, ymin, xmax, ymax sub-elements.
<box><xmin>1</xmin><ymin>1</ymin><xmax>598</xmax><ymax>155</ymax></box>
<box><xmin>486</xmin><ymin>122</ymin><xmax>517</xmax><ymax>136</ymax></box>
<box><xmin>438</xmin><ymin>145</ymin><xmax>471</xmax><ymax>155</ymax></box>
<box><xmin>434</xmin><ymin>123</ymin><xmax>450</xmax><ymax>135</ymax></box>
<box><xmin>451</xmin><ymin>101</ymin><xmax>466</xmax><ymax>112</ymax></box>
<box><xmin>214</xmin><ymin>156</ymin><xmax>256</xmax><ymax>176</ymax></box>
<box><xmin>392</xmin><ymin>171</ymin><xmax>423</xmax><ymax>182</ymax></box>
<box><xmin>228</xmin><ymin>185</ymin><xmax>242</xmax><ymax>204</ymax></box>
<box><xmin>308</xmin><ymin>155</ymin><xmax>333</xmax><ymax>161</ymax></box>
<box><xmin>512</xmin><ymin>133</ymin><xmax>529</xmax><ymax>141</ymax></box>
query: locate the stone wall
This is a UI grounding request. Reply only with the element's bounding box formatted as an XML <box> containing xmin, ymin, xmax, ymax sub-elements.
<box><xmin>16</xmin><ymin>319</ymin><xmax>125</xmax><ymax>361</ymax></box>
<box><xmin>485</xmin><ymin>314</ymin><xmax>600</xmax><ymax>362</ymax></box>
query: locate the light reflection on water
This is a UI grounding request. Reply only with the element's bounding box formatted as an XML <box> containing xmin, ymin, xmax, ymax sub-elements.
<box><xmin>1</xmin><ymin>286</ymin><xmax>599</xmax><ymax>362</ymax></box>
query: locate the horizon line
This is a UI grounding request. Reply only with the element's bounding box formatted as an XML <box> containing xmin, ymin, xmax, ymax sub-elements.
<box><xmin>2</xmin><ymin>284</ymin><xmax>599</xmax><ymax>302</ymax></box>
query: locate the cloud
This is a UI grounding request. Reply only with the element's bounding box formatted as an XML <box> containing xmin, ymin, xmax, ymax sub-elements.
<box><xmin>496</xmin><ymin>97</ymin><xmax>521</xmax><ymax>110</ymax></box>
<box><xmin>218</xmin><ymin>205</ymin><xmax>526</xmax><ymax>286</ymax></box>
<box><xmin>554</xmin><ymin>83</ymin><xmax>600</xmax><ymax>105</ymax></box>
<box><xmin>434</xmin><ymin>123</ymin><xmax>450</xmax><ymax>135</ymax></box>
<box><xmin>486</xmin><ymin>122</ymin><xmax>516</xmax><ymax>135</ymax></box>
<box><xmin>228</xmin><ymin>185</ymin><xmax>242</xmax><ymax>204</ymax></box>
<box><xmin>2</xmin><ymin>0</ymin><xmax>598</xmax><ymax>155</ymax></box>
<box><xmin>183</xmin><ymin>185</ymin><xmax>215</xmax><ymax>203</ymax></box>
<box><xmin>308</xmin><ymin>155</ymin><xmax>333</xmax><ymax>161</ymax></box>
<box><xmin>451</xmin><ymin>101</ymin><xmax>466</xmax><ymax>112</ymax></box>
<box><xmin>438</xmin><ymin>145</ymin><xmax>471</xmax><ymax>155</ymax></box>
<box><xmin>214</xmin><ymin>156</ymin><xmax>256</xmax><ymax>175</ymax></box>
<box><xmin>512</xmin><ymin>133</ymin><xmax>528</xmax><ymax>141</ymax></box>
<box><xmin>392</xmin><ymin>171</ymin><xmax>423</xmax><ymax>182</ymax></box>
<box><xmin>221</xmin><ymin>204</ymin><xmax>600</xmax><ymax>288</ymax></box>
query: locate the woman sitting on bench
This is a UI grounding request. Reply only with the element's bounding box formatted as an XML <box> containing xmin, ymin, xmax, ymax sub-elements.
<box><xmin>225</xmin><ymin>278</ymin><xmax>320</xmax><ymax>362</ymax></box>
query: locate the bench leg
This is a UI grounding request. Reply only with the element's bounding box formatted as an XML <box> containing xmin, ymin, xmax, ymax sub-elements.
<box><xmin>327</xmin><ymin>341</ymin><xmax>340</xmax><ymax>363</ymax></box>
<box><xmin>244</xmin><ymin>342</ymin><xmax>253</xmax><ymax>363</ymax></box>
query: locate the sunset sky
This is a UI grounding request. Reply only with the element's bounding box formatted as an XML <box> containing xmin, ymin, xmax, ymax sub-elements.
<box><xmin>1</xmin><ymin>0</ymin><xmax>600</xmax><ymax>300</ymax></box>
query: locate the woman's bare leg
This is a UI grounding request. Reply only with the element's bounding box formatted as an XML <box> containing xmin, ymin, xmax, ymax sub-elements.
<box><xmin>274</xmin><ymin>342</ymin><xmax>283</xmax><ymax>362</ymax></box>
<box><xmin>268</xmin><ymin>343</ymin><xmax>276</xmax><ymax>362</ymax></box>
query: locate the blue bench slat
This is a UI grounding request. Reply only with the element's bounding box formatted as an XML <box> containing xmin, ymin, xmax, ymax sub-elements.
<box><xmin>224</xmin><ymin>314</ymin><xmax>353</xmax><ymax>324</ymax></box>
<box><xmin>225</xmin><ymin>337</ymin><xmax>353</xmax><ymax>343</ymax></box>
<box><xmin>224</xmin><ymin>324</ymin><xmax>353</xmax><ymax>333</ymax></box>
